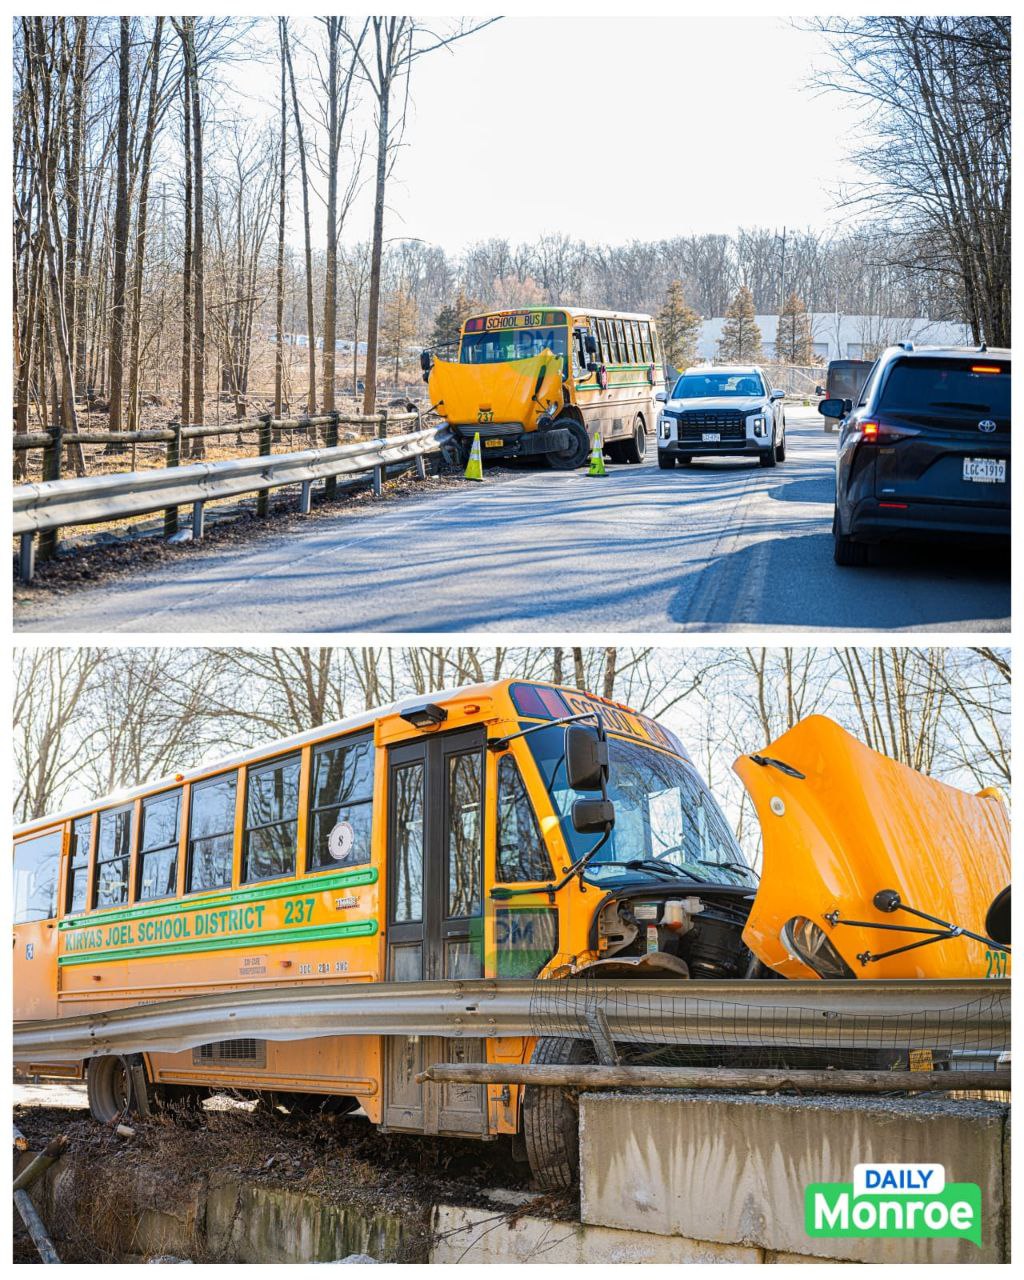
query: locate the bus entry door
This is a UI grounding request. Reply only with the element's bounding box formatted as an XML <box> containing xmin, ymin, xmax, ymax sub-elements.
<box><xmin>383</xmin><ymin>728</ymin><xmax>488</xmax><ymax>1135</ymax></box>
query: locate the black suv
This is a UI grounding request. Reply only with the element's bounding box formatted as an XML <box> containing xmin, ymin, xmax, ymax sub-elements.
<box><xmin>819</xmin><ymin>345</ymin><xmax>1010</xmax><ymax>566</ymax></box>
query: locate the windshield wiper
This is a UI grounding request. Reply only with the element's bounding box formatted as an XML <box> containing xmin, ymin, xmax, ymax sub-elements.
<box><xmin>620</xmin><ymin>859</ymin><xmax>689</xmax><ymax>880</ymax></box>
<box><xmin>698</xmin><ymin>858</ymin><xmax>755</xmax><ymax>876</ymax></box>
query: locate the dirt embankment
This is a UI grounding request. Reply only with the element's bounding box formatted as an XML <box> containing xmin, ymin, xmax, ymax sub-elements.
<box><xmin>14</xmin><ymin>1100</ymin><xmax>573</xmax><ymax>1263</ymax></box>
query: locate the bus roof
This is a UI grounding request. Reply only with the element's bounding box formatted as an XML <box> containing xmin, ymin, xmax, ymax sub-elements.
<box><xmin>464</xmin><ymin>305</ymin><xmax>654</xmax><ymax>323</ymax></box>
<box><xmin>13</xmin><ymin>680</ymin><xmax>684</xmax><ymax>835</ymax></box>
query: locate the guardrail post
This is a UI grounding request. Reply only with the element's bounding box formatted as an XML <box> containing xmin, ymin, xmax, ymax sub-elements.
<box><xmin>373</xmin><ymin>409</ymin><xmax>387</xmax><ymax>496</ymax></box>
<box><xmin>299</xmin><ymin>480</ymin><xmax>313</xmax><ymax>515</ymax></box>
<box><xmin>19</xmin><ymin>533</ymin><xmax>35</xmax><ymax>583</ymax></box>
<box><xmin>37</xmin><ymin>423</ymin><xmax>62</xmax><ymax>562</ymax></box>
<box><xmin>256</xmin><ymin>413</ymin><xmax>273</xmax><ymax>518</ymax></box>
<box><xmin>163</xmin><ymin>420</ymin><xmax>182</xmax><ymax>538</ymax></box>
<box><xmin>324</xmin><ymin>410</ymin><xmax>339</xmax><ymax>501</ymax></box>
<box><xmin>192</xmin><ymin>501</ymin><xmax>205</xmax><ymax>541</ymax></box>
<box><xmin>414</xmin><ymin>408</ymin><xmax>427</xmax><ymax>479</ymax></box>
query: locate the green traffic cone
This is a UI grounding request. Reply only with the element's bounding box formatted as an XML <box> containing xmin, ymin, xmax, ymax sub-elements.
<box><xmin>587</xmin><ymin>432</ymin><xmax>607</xmax><ymax>477</ymax></box>
<box><xmin>464</xmin><ymin>432</ymin><xmax>483</xmax><ymax>481</ymax></box>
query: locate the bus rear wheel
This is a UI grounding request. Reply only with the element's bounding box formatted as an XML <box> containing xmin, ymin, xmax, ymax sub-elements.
<box><xmin>87</xmin><ymin>1056</ymin><xmax>136</xmax><ymax>1125</ymax></box>
<box><xmin>522</xmin><ymin>1036</ymin><xmax>595</xmax><ymax>1190</ymax></box>
<box><xmin>621</xmin><ymin>415</ymin><xmax>647</xmax><ymax>464</ymax></box>
<box><xmin>545</xmin><ymin>420</ymin><xmax>590</xmax><ymax>471</ymax></box>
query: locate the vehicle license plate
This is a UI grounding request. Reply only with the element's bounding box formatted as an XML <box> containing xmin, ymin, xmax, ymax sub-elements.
<box><xmin>702</xmin><ymin>432</ymin><xmax>721</xmax><ymax>443</ymax></box>
<box><xmin>963</xmin><ymin>457</ymin><xmax>1006</xmax><ymax>483</ymax></box>
<box><xmin>484</xmin><ymin>439</ymin><xmax>504</xmax><ymax>448</ymax></box>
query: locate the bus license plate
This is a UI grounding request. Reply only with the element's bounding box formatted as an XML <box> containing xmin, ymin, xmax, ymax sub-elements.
<box><xmin>484</xmin><ymin>439</ymin><xmax>504</xmax><ymax>448</ymax></box>
<box><xmin>963</xmin><ymin>457</ymin><xmax>1005</xmax><ymax>483</ymax></box>
<box><xmin>702</xmin><ymin>432</ymin><xmax>721</xmax><ymax>443</ymax></box>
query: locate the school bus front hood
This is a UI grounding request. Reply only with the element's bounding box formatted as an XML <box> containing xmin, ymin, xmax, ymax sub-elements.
<box><xmin>734</xmin><ymin>715</ymin><xmax>1010</xmax><ymax>980</ymax></box>
<box><xmin>428</xmin><ymin>351</ymin><xmax>564</xmax><ymax>432</ymax></box>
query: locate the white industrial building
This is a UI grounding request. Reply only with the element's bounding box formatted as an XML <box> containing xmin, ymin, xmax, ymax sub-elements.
<box><xmin>696</xmin><ymin>314</ymin><xmax>974</xmax><ymax>363</ymax></box>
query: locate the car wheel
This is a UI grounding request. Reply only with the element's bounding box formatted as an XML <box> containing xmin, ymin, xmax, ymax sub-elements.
<box><xmin>759</xmin><ymin>436</ymin><xmax>777</xmax><ymax>468</ymax></box>
<box><xmin>545</xmin><ymin>420</ymin><xmax>591</xmax><ymax>471</ymax></box>
<box><xmin>677</xmin><ymin>455</ymin><xmax>693</xmax><ymax>466</ymax></box>
<box><xmin>775</xmin><ymin>424</ymin><xmax>786</xmax><ymax>462</ymax></box>
<box><xmin>621</xmin><ymin>415</ymin><xmax>647</xmax><ymax>464</ymax></box>
<box><xmin>834</xmin><ymin>533</ymin><xmax>871</xmax><ymax>567</ymax></box>
<box><xmin>657</xmin><ymin>452</ymin><xmax>675</xmax><ymax>470</ymax></box>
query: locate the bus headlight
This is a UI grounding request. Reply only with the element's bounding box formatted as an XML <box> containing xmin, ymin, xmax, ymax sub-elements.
<box><xmin>781</xmin><ymin>916</ymin><xmax>855</xmax><ymax>979</ymax></box>
<box><xmin>752</xmin><ymin>415</ymin><xmax>767</xmax><ymax>436</ymax></box>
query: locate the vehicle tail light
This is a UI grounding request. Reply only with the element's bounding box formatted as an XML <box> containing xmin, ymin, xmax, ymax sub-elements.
<box><xmin>859</xmin><ymin>420</ymin><xmax>918</xmax><ymax>444</ymax></box>
<box><xmin>861</xmin><ymin>420</ymin><xmax>879</xmax><ymax>440</ymax></box>
<box><xmin>970</xmin><ymin>365</ymin><xmax>1003</xmax><ymax>374</ymax></box>
<box><xmin>879</xmin><ymin>502</ymin><xmax>908</xmax><ymax>509</ymax></box>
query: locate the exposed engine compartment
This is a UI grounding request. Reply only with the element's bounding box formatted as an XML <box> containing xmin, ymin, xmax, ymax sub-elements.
<box><xmin>588</xmin><ymin>886</ymin><xmax>759</xmax><ymax>979</ymax></box>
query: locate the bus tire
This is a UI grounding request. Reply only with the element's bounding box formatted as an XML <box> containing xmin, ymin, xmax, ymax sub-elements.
<box><xmin>545</xmin><ymin>420</ymin><xmax>591</xmax><ymax>471</ymax></box>
<box><xmin>522</xmin><ymin>1036</ymin><xmax>595</xmax><ymax>1190</ymax></box>
<box><xmin>87</xmin><ymin>1055</ymin><xmax>137</xmax><ymax>1125</ymax></box>
<box><xmin>621</xmin><ymin>415</ymin><xmax>647</xmax><ymax>464</ymax></box>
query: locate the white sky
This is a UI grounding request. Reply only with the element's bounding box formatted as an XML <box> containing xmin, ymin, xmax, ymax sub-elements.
<box><xmin>221</xmin><ymin>13</ymin><xmax>868</xmax><ymax>255</ymax></box>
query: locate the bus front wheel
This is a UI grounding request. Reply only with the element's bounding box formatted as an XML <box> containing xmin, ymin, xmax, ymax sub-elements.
<box><xmin>87</xmin><ymin>1056</ymin><xmax>137</xmax><ymax>1125</ymax></box>
<box><xmin>522</xmin><ymin>1036</ymin><xmax>596</xmax><ymax>1190</ymax></box>
<box><xmin>545</xmin><ymin>421</ymin><xmax>590</xmax><ymax>471</ymax></box>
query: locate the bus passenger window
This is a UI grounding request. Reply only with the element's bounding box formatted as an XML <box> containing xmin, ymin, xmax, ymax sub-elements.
<box><xmin>67</xmin><ymin>815</ymin><xmax>92</xmax><ymax>913</ymax></box>
<box><xmin>243</xmin><ymin>754</ymin><xmax>300</xmax><ymax>883</ymax></box>
<box><xmin>94</xmin><ymin>807</ymin><xmax>133</xmax><ymax>908</ymax></box>
<box><xmin>639</xmin><ymin>321</ymin><xmax>654</xmax><ymax>363</ymax></box>
<box><xmin>622</xmin><ymin>321</ymin><xmax>636</xmax><ymax>364</ymax></box>
<box><xmin>309</xmin><ymin>735</ymin><xmax>374</xmax><ymax>870</ymax></box>
<box><xmin>14</xmin><ymin>831</ymin><xmax>61</xmax><ymax>923</ymax></box>
<box><xmin>596</xmin><ymin>318</ymin><xmax>610</xmax><ymax>365</ymax></box>
<box><xmin>393</xmin><ymin>762</ymin><xmax>424</xmax><ymax>922</ymax></box>
<box><xmin>496</xmin><ymin>757</ymin><xmax>553</xmax><ymax>882</ymax></box>
<box><xmin>138</xmin><ymin>790</ymin><xmax>181</xmax><ymax>901</ymax></box>
<box><xmin>447</xmin><ymin>752</ymin><xmax>482</xmax><ymax>919</ymax></box>
<box><xmin>615</xmin><ymin>320</ymin><xmax>629</xmax><ymax>363</ymax></box>
<box><xmin>187</xmin><ymin>774</ymin><xmax>237</xmax><ymax>893</ymax></box>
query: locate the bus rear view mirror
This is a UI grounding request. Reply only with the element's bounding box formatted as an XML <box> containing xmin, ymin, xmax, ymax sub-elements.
<box><xmin>571</xmin><ymin>797</ymin><xmax>615</xmax><ymax>834</ymax></box>
<box><xmin>419</xmin><ymin>349</ymin><xmax>433</xmax><ymax>373</ymax></box>
<box><xmin>584</xmin><ymin>333</ymin><xmax>598</xmax><ymax>356</ymax></box>
<box><xmin>565</xmin><ymin>725</ymin><xmax>608</xmax><ymax>791</ymax></box>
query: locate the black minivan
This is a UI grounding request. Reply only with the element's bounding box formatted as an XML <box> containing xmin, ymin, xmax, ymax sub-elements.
<box><xmin>819</xmin><ymin>345</ymin><xmax>1010</xmax><ymax>566</ymax></box>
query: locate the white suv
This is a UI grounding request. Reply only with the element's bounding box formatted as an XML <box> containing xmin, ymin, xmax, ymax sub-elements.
<box><xmin>656</xmin><ymin>365</ymin><xmax>786</xmax><ymax>468</ymax></box>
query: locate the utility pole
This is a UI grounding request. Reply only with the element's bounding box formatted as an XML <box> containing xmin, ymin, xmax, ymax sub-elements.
<box><xmin>778</xmin><ymin>225</ymin><xmax>787</xmax><ymax>312</ymax></box>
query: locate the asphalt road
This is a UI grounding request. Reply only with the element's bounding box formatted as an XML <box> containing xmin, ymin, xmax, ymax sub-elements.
<box><xmin>15</xmin><ymin>409</ymin><xmax>1010</xmax><ymax>633</ymax></box>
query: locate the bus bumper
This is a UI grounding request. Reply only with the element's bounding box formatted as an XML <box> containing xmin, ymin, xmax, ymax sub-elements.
<box><xmin>453</xmin><ymin>423</ymin><xmax>571</xmax><ymax>458</ymax></box>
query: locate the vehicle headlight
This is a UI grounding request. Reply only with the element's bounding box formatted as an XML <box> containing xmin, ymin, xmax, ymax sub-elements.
<box><xmin>781</xmin><ymin>916</ymin><xmax>855</xmax><ymax>979</ymax></box>
<box><xmin>751</xmin><ymin>415</ymin><xmax>766</xmax><ymax>436</ymax></box>
<box><xmin>659</xmin><ymin>416</ymin><xmax>674</xmax><ymax>440</ymax></box>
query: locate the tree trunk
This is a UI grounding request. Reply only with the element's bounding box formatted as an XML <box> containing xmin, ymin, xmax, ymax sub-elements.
<box><xmin>273</xmin><ymin>19</ymin><xmax>287</xmax><ymax>420</ymax></box>
<box><xmin>105</xmin><ymin>17</ymin><xmax>131</xmax><ymax>445</ymax></box>
<box><xmin>361</xmin><ymin>61</ymin><xmax>389</xmax><ymax>416</ymax></box>
<box><xmin>282</xmin><ymin>22</ymin><xmax>316</xmax><ymax>415</ymax></box>
<box><xmin>187</xmin><ymin>21</ymin><xmax>206</xmax><ymax>455</ymax></box>
<box><xmin>179</xmin><ymin>69</ymin><xmax>192</xmax><ymax>428</ymax></box>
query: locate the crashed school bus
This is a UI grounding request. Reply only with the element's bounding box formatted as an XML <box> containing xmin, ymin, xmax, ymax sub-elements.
<box><xmin>12</xmin><ymin>684</ymin><xmax>1010</xmax><ymax>1189</ymax></box>
<box><xmin>422</xmin><ymin>306</ymin><xmax>664</xmax><ymax>470</ymax></box>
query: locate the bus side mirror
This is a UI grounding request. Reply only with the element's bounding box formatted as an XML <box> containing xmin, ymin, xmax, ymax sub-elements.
<box><xmin>572</xmin><ymin>797</ymin><xmax>615</xmax><ymax>834</ymax></box>
<box><xmin>815</xmin><ymin>385</ymin><xmax>824</xmax><ymax>397</ymax></box>
<box><xmin>584</xmin><ymin>334</ymin><xmax>598</xmax><ymax>356</ymax></box>
<box><xmin>420</xmin><ymin>349</ymin><xmax>433</xmax><ymax>373</ymax></box>
<box><xmin>565</xmin><ymin>725</ymin><xmax>608</xmax><ymax>791</ymax></box>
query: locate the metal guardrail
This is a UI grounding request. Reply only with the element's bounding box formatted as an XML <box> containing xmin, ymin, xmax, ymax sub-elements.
<box><xmin>13</xmin><ymin>422</ymin><xmax>451</xmax><ymax>582</ymax></box>
<box><xmin>12</xmin><ymin>977</ymin><xmax>1009</xmax><ymax>1063</ymax></box>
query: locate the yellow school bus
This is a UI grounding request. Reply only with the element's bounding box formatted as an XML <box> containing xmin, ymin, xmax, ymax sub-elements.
<box><xmin>12</xmin><ymin>684</ymin><xmax>1009</xmax><ymax>1189</ymax></box>
<box><xmin>424</xmin><ymin>306</ymin><xmax>665</xmax><ymax>469</ymax></box>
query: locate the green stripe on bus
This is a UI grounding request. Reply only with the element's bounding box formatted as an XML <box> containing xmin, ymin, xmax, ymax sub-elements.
<box><xmin>58</xmin><ymin>866</ymin><xmax>378</xmax><ymax>932</ymax></box>
<box><xmin>57</xmin><ymin>918</ymin><xmax>379</xmax><ymax>966</ymax></box>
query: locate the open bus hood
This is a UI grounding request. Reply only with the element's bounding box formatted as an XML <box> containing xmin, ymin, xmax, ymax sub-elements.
<box><xmin>428</xmin><ymin>351</ymin><xmax>564</xmax><ymax>431</ymax></box>
<box><xmin>734</xmin><ymin>715</ymin><xmax>1009</xmax><ymax>980</ymax></box>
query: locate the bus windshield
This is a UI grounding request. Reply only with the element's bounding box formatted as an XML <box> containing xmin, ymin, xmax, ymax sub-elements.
<box><xmin>673</xmin><ymin>371</ymin><xmax>764</xmax><ymax>399</ymax></box>
<box><xmin>460</xmin><ymin>326</ymin><xmax>568</xmax><ymax>365</ymax></box>
<box><xmin>524</xmin><ymin>726</ymin><xmax>756</xmax><ymax>888</ymax></box>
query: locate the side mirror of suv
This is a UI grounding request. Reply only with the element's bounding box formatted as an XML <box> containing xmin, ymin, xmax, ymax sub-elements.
<box><xmin>770</xmin><ymin>389</ymin><xmax>785</xmax><ymax>401</ymax></box>
<box><xmin>818</xmin><ymin>397</ymin><xmax>850</xmax><ymax>419</ymax></box>
<box><xmin>654</xmin><ymin>390</ymin><xmax>668</xmax><ymax>403</ymax></box>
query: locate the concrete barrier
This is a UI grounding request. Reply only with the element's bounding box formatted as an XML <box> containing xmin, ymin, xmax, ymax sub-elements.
<box><xmin>579</xmin><ymin>1091</ymin><xmax>1010</xmax><ymax>1263</ymax></box>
